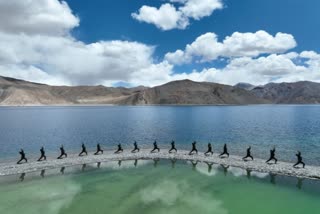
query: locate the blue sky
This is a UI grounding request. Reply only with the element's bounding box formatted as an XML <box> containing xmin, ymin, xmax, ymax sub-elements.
<box><xmin>0</xmin><ymin>0</ymin><xmax>320</xmax><ymax>86</ymax></box>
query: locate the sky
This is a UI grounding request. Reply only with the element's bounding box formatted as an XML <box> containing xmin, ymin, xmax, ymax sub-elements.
<box><xmin>0</xmin><ymin>0</ymin><xmax>320</xmax><ymax>87</ymax></box>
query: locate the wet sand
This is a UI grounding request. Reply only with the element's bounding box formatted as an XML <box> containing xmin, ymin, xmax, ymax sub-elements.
<box><xmin>0</xmin><ymin>149</ymin><xmax>319</xmax><ymax>180</ymax></box>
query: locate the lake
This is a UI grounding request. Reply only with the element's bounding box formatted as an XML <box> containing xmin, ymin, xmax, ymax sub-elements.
<box><xmin>0</xmin><ymin>105</ymin><xmax>320</xmax><ymax>164</ymax></box>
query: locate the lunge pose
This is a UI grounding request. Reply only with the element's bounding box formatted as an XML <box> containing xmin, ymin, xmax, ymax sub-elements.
<box><xmin>57</xmin><ymin>145</ymin><xmax>67</xmax><ymax>159</ymax></box>
<box><xmin>79</xmin><ymin>143</ymin><xmax>88</xmax><ymax>156</ymax></box>
<box><xmin>132</xmin><ymin>141</ymin><xmax>140</xmax><ymax>153</ymax></box>
<box><xmin>219</xmin><ymin>144</ymin><xmax>229</xmax><ymax>158</ymax></box>
<box><xmin>169</xmin><ymin>140</ymin><xmax>177</xmax><ymax>153</ymax></box>
<box><xmin>266</xmin><ymin>147</ymin><xmax>277</xmax><ymax>164</ymax></box>
<box><xmin>293</xmin><ymin>151</ymin><xmax>305</xmax><ymax>168</ymax></box>
<box><xmin>17</xmin><ymin>149</ymin><xmax>27</xmax><ymax>164</ymax></box>
<box><xmin>151</xmin><ymin>141</ymin><xmax>160</xmax><ymax>153</ymax></box>
<box><xmin>37</xmin><ymin>147</ymin><xmax>46</xmax><ymax>161</ymax></box>
<box><xmin>243</xmin><ymin>146</ymin><xmax>253</xmax><ymax>161</ymax></box>
<box><xmin>115</xmin><ymin>144</ymin><xmax>123</xmax><ymax>154</ymax></box>
<box><xmin>189</xmin><ymin>141</ymin><xmax>198</xmax><ymax>155</ymax></box>
<box><xmin>94</xmin><ymin>144</ymin><xmax>103</xmax><ymax>155</ymax></box>
<box><xmin>204</xmin><ymin>143</ymin><xmax>213</xmax><ymax>156</ymax></box>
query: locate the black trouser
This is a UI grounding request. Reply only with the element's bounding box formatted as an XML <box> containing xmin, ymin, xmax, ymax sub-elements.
<box><xmin>189</xmin><ymin>149</ymin><xmax>198</xmax><ymax>155</ymax></box>
<box><xmin>94</xmin><ymin>150</ymin><xmax>103</xmax><ymax>155</ymax></box>
<box><xmin>38</xmin><ymin>154</ymin><xmax>46</xmax><ymax>161</ymax></box>
<box><xmin>79</xmin><ymin>150</ymin><xmax>87</xmax><ymax>156</ymax></box>
<box><xmin>293</xmin><ymin>161</ymin><xmax>305</xmax><ymax>168</ymax></box>
<box><xmin>169</xmin><ymin>148</ymin><xmax>177</xmax><ymax>153</ymax></box>
<box><xmin>17</xmin><ymin>157</ymin><xmax>27</xmax><ymax>164</ymax></box>
<box><xmin>132</xmin><ymin>148</ymin><xmax>140</xmax><ymax>153</ymax></box>
<box><xmin>219</xmin><ymin>151</ymin><xmax>229</xmax><ymax>157</ymax></box>
<box><xmin>243</xmin><ymin>155</ymin><xmax>253</xmax><ymax>160</ymax></box>
<box><xmin>57</xmin><ymin>153</ymin><xmax>67</xmax><ymax>159</ymax></box>
<box><xmin>205</xmin><ymin>150</ymin><xmax>213</xmax><ymax>156</ymax></box>
<box><xmin>115</xmin><ymin>149</ymin><xmax>123</xmax><ymax>154</ymax></box>
<box><xmin>266</xmin><ymin>157</ymin><xmax>277</xmax><ymax>164</ymax></box>
<box><xmin>151</xmin><ymin>148</ymin><xmax>160</xmax><ymax>153</ymax></box>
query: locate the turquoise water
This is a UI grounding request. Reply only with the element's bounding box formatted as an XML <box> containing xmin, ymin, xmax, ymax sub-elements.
<box><xmin>0</xmin><ymin>160</ymin><xmax>320</xmax><ymax>214</ymax></box>
<box><xmin>0</xmin><ymin>105</ymin><xmax>320</xmax><ymax>164</ymax></box>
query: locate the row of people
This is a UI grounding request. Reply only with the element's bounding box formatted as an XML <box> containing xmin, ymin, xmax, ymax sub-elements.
<box><xmin>16</xmin><ymin>141</ymin><xmax>306</xmax><ymax>168</ymax></box>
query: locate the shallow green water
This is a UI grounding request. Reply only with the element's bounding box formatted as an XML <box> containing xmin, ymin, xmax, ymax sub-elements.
<box><xmin>0</xmin><ymin>160</ymin><xmax>320</xmax><ymax>214</ymax></box>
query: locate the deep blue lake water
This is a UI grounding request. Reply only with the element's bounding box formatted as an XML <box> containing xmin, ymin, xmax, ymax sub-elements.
<box><xmin>0</xmin><ymin>105</ymin><xmax>320</xmax><ymax>164</ymax></box>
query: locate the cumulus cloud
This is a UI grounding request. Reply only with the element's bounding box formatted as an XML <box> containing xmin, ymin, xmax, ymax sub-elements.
<box><xmin>0</xmin><ymin>0</ymin><xmax>79</xmax><ymax>36</ymax></box>
<box><xmin>132</xmin><ymin>0</ymin><xmax>223</xmax><ymax>30</ymax></box>
<box><xmin>165</xmin><ymin>31</ymin><xmax>297</xmax><ymax>64</ymax></box>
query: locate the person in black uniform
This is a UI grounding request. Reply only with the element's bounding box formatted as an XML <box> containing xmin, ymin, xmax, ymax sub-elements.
<box><xmin>17</xmin><ymin>149</ymin><xmax>27</xmax><ymax>164</ymax></box>
<box><xmin>293</xmin><ymin>151</ymin><xmax>305</xmax><ymax>168</ymax></box>
<box><xmin>151</xmin><ymin>141</ymin><xmax>160</xmax><ymax>153</ymax></box>
<box><xmin>266</xmin><ymin>147</ymin><xmax>277</xmax><ymax>164</ymax></box>
<box><xmin>115</xmin><ymin>144</ymin><xmax>123</xmax><ymax>154</ymax></box>
<box><xmin>219</xmin><ymin>144</ymin><xmax>229</xmax><ymax>158</ymax></box>
<box><xmin>189</xmin><ymin>141</ymin><xmax>198</xmax><ymax>155</ymax></box>
<box><xmin>132</xmin><ymin>141</ymin><xmax>140</xmax><ymax>153</ymax></box>
<box><xmin>242</xmin><ymin>146</ymin><xmax>253</xmax><ymax>161</ymax></box>
<box><xmin>37</xmin><ymin>147</ymin><xmax>46</xmax><ymax>161</ymax></box>
<box><xmin>94</xmin><ymin>144</ymin><xmax>103</xmax><ymax>155</ymax></box>
<box><xmin>79</xmin><ymin>143</ymin><xmax>88</xmax><ymax>156</ymax></box>
<box><xmin>169</xmin><ymin>140</ymin><xmax>177</xmax><ymax>153</ymax></box>
<box><xmin>57</xmin><ymin>145</ymin><xmax>67</xmax><ymax>159</ymax></box>
<box><xmin>204</xmin><ymin>143</ymin><xmax>213</xmax><ymax>156</ymax></box>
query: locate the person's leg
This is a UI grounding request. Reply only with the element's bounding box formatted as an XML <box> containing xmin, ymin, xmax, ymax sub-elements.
<box><xmin>302</xmin><ymin>161</ymin><xmax>305</xmax><ymax>168</ymax></box>
<box><xmin>293</xmin><ymin>162</ymin><xmax>298</xmax><ymax>167</ymax></box>
<box><xmin>17</xmin><ymin>159</ymin><xmax>22</xmax><ymax>164</ymax></box>
<box><xmin>274</xmin><ymin>157</ymin><xmax>277</xmax><ymax>164</ymax></box>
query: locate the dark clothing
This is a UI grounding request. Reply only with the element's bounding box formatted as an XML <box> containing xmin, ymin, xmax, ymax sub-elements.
<box><xmin>57</xmin><ymin>146</ymin><xmax>67</xmax><ymax>159</ymax></box>
<box><xmin>293</xmin><ymin>152</ymin><xmax>305</xmax><ymax>168</ymax></box>
<box><xmin>79</xmin><ymin>144</ymin><xmax>88</xmax><ymax>156</ymax></box>
<box><xmin>205</xmin><ymin>143</ymin><xmax>213</xmax><ymax>156</ymax></box>
<box><xmin>169</xmin><ymin>141</ymin><xmax>177</xmax><ymax>153</ymax></box>
<box><xmin>38</xmin><ymin>147</ymin><xmax>46</xmax><ymax>161</ymax></box>
<box><xmin>151</xmin><ymin>141</ymin><xmax>160</xmax><ymax>153</ymax></box>
<box><xmin>94</xmin><ymin>144</ymin><xmax>103</xmax><ymax>155</ymax></box>
<box><xmin>219</xmin><ymin>144</ymin><xmax>229</xmax><ymax>158</ymax></box>
<box><xmin>115</xmin><ymin>144</ymin><xmax>123</xmax><ymax>154</ymax></box>
<box><xmin>266</xmin><ymin>148</ymin><xmax>277</xmax><ymax>164</ymax></box>
<box><xmin>243</xmin><ymin>147</ymin><xmax>253</xmax><ymax>160</ymax></box>
<box><xmin>132</xmin><ymin>142</ymin><xmax>140</xmax><ymax>153</ymax></box>
<box><xmin>17</xmin><ymin>150</ymin><xmax>27</xmax><ymax>164</ymax></box>
<box><xmin>189</xmin><ymin>142</ymin><xmax>198</xmax><ymax>155</ymax></box>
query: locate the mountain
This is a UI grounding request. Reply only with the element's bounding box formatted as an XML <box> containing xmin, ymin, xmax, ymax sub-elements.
<box><xmin>1</xmin><ymin>76</ymin><xmax>320</xmax><ymax>105</ymax></box>
<box><xmin>234</xmin><ymin>82</ymin><xmax>256</xmax><ymax>90</ymax></box>
<box><xmin>251</xmin><ymin>81</ymin><xmax>320</xmax><ymax>104</ymax></box>
<box><xmin>0</xmin><ymin>76</ymin><xmax>268</xmax><ymax>105</ymax></box>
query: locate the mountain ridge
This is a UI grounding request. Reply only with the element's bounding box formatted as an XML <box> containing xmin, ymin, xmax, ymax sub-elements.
<box><xmin>0</xmin><ymin>76</ymin><xmax>320</xmax><ymax>105</ymax></box>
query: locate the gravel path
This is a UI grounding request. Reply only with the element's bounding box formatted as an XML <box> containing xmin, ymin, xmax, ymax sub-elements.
<box><xmin>0</xmin><ymin>149</ymin><xmax>319</xmax><ymax>180</ymax></box>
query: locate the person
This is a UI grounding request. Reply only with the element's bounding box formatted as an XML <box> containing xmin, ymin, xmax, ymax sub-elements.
<box><xmin>132</xmin><ymin>141</ymin><xmax>140</xmax><ymax>153</ymax></box>
<box><xmin>189</xmin><ymin>141</ymin><xmax>198</xmax><ymax>155</ymax></box>
<box><xmin>219</xmin><ymin>144</ymin><xmax>229</xmax><ymax>158</ymax></box>
<box><xmin>243</xmin><ymin>146</ymin><xmax>253</xmax><ymax>161</ymax></box>
<box><xmin>94</xmin><ymin>143</ymin><xmax>103</xmax><ymax>155</ymax></box>
<box><xmin>57</xmin><ymin>145</ymin><xmax>67</xmax><ymax>159</ymax></box>
<box><xmin>204</xmin><ymin>143</ymin><xmax>213</xmax><ymax>156</ymax></box>
<box><xmin>115</xmin><ymin>144</ymin><xmax>123</xmax><ymax>154</ymax></box>
<box><xmin>266</xmin><ymin>147</ymin><xmax>277</xmax><ymax>164</ymax></box>
<box><xmin>79</xmin><ymin>143</ymin><xmax>88</xmax><ymax>156</ymax></box>
<box><xmin>293</xmin><ymin>151</ymin><xmax>305</xmax><ymax>168</ymax></box>
<box><xmin>37</xmin><ymin>147</ymin><xmax>46</xmax><ymax>161</ymax></box>
<box><xmin>151</xmin><ymin>141</ymin><xmax>160</xmax><ymax>153</ymax></box>
<box><xmin>169</xmin><ymin>140</ymin><xmax>177</xmax><ymax>153</ymax></box>
<box><xmin>17</xmin><ymin>149</ymin><xmax>27</xmax><ymax>164</ymax></box>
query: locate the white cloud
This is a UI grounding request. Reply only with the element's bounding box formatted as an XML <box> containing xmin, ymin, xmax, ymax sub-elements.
<box><xmin>165</xmin><ymin>31</ymin><xmax>297</xmax><ymax>64</ymax></box>
<box><xmin>131</xmin><ymin>4</ymin><xmax>189</xmax><ymax>31</ymax></box>
<box><xmin>0</xmin><ymin>0</ymin><xmax>79</xmax><ymax>36</ymax></box>
<box><xmin>132</xmin><ymin>0</ymin><xmax>223</xmax><ymax>30</ymax></box>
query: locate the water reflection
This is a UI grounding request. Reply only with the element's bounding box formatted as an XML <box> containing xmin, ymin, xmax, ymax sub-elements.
<box><xmin>40</xmin><ymin>169</ymin><xmax>45</xmax><ymax>178</ymax></box>
<box><xmin>19</xmin><ymin>173</ymin><xmax>25</xmax><ymax>182</ymax></box>
<box><xmin>270</xmin><ymin>173</ymin><xmax>277</xmax><ymax>185</ymax></box>
<box><xmin>220</xmin><ymin>164</ymin><xmax>229</xmax><ymax>176</ymax></box>
<box><xmin>170</xmin><ymin>159</ymin><xmax>177</xmax><ymax>169</ymax></box>
<box><xmin>60</xmin><ymin>167</ymin><xmax>65</xmax><ymax>175</ymax></box>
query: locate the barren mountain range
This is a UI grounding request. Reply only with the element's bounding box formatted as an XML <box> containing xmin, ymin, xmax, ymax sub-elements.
<box><xmin>0</xmin><ymin>76</ymin><xmax>319</xmax><ymax>105</ymax></box>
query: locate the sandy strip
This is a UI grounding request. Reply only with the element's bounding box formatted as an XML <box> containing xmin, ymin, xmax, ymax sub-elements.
<box><xmin>0</xmin><ymin>149</ymin><xmax>319</xmax><ymax>180</ymax></box>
